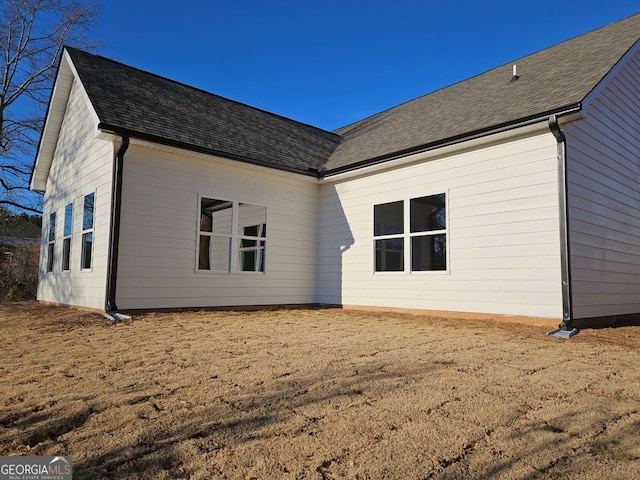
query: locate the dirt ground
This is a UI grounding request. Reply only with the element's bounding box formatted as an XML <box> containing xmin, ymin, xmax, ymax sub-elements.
<box><xmin>1</xmin><ymin>303</ymin><xmax>639</xmax><ymax>479</ymax></box>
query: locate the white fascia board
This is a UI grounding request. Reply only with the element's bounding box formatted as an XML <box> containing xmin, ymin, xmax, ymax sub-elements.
<box><xmin>30</xmin><ymin>50</ymin><xmax>101</xmax><ymax>192</ymax></box>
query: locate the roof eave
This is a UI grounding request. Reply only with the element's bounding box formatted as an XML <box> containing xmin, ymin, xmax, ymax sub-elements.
<box><xmin>97</xmin><ymin>123</ymin><xmax>324</xmax><ymax>179</ymax></box>
<box><xmin>323</xmin><ymin>104</ymin><xmax>583</xmax><ymax>179</ymax></box>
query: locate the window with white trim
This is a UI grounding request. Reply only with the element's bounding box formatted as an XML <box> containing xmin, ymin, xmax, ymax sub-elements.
<box><xmin>374</xmin><ymin>200</ymin><xmax>404</xmax><ymax>272</ymax></box>
<box><xmin>374</xmin><ymin>193</ymin><xmax>447</xmax><ymax>272</ymax></box>
<box><xmin>81</xmin><ymin>193</ymin><xmax>94</xmax><ymax>270</ymax></box>
<box><xmin>62</xmin><ymin>203</ymin><xmax>73</xmax><ymax>272</ymax></box>
<box><xmin>198</xmin><ymin>197</ymin><xmax>267</xmax><ymax>273</ymax></box>
<box><xmin>46</xmin><ymin>212</ymin><xmax>55</xmax><ymax>273</ymax></box>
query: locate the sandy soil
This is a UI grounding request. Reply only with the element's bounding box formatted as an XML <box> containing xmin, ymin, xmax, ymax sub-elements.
<box><xmin>1</xmin><ymin>303</ymin><xmax>639</xmax><ymax>479</ymax></box>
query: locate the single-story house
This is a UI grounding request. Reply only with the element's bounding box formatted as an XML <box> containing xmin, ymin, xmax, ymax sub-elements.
<box><xmin>30</xmin><ymin>13</ymin><xmax>640</xmax><ymax>331</ymax></box>
<box><xmin>0</xmin><ymin>222</ymin><xmax>41</xmax><ymax>247</ymax></box>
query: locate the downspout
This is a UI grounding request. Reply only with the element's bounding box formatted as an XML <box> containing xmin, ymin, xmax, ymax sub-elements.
<box><xmin>547</xmin><ymin>115</ymin><xmax>577</xmax><ymax>337</ymax></box>
<box><xmin>106</xmin><ymin>134</ymin><xmax>129</xmax><ymax>311</ymax></box>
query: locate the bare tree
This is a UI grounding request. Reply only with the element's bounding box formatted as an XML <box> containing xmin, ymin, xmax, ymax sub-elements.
<box><xmin>0</xmin><ymin>0</ymin><xmax>98</xmax><ymax>213</ymax></box>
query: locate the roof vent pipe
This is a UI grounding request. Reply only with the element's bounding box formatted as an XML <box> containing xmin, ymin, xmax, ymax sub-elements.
<box><xmin>510</xmin><ymin>64</ymin><xmax>520</xmax><ymax>82</ymax></box>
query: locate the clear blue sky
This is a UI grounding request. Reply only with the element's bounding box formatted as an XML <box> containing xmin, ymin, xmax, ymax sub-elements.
<box><xmin>89</xmin><ymin>1</ymin><xmax>639</xmax><ymax>131</ymax></box>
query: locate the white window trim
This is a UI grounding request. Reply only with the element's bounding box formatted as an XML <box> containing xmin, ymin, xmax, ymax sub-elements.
<box><xmin>373</xmin><ymin>190</ymin><xmax>449</xmax><ymax>275</ymax></box>
<box><xmin>80</xmin><ymin>192</ymin><xmax>95</xmax><ymax>272</ymax></box>
<box><xmin>46</xmin><ymin>211</ymin><xmax>56</xmax><ymax>274</ymax></box>
<box><xmin>239</xmin><ymin>223</ymin><xmax>267</xmax><ymax>273</ymax></box>
<box><xmin>196</xmin><ymin>194</ymin><xmax>267</xmax><ymax>274</ymax></box>
<box><xmin>62</xmin><ymin>202</ymin><xmax>73</xmax><ymax>273</ymax></box>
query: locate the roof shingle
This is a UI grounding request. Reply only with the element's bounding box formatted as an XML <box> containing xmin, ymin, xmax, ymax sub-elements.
<box><xmin>66</xmin><ymin>47</ymin><xmax>342</xmax><ymax>176</ymax></box>
<box><xmin>325</xmin><ymin>13</ymin><xmax>640</xmax><ymax>171</ymax></box>
<box><xmin>62</xmin><ymin>12</ymin><xmax>640</xmax><ymax>177</ymax></box>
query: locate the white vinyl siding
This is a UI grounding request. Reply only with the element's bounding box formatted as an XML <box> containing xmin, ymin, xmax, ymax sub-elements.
<box><xmin>564</xmin><ymin>47</ymin><xmax>640</xmax><ymax>319</ymax></box>
<box><xmin>37</xmin><ymin>79</ymin><xmax>114</xmax><ymax>310</ymax></box>
<box><xmin>116</xmin><ymin>145</ymin><xmax>317</xmax><ymax>309</ymax></box>
<box><xmin>318</xmin><ymin>129</ymin><xmax>563</xmax><ymax>319</ymax></box>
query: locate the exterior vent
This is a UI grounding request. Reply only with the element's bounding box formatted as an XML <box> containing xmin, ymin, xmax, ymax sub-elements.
<box><xmin>510</xmin><ymin>64</ymin><xmax>520</xmax><ymax>82</ymax></box>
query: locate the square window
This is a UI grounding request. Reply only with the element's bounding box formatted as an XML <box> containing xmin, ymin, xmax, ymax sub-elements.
<box><xmin>411</xmin><ymin>234</ymin><xmax>446</xmax><ymax>271</ymax></box>
<box><xmin>374</xmin><ymin>201</ymin><xmax>404</xmax><ymax>236</ymax></box>
<box><xmin>410</xmin><ymin>194</ymin><xmax>446</xmax><ymax>232</ymax></box>
<box><xmin>374</xmin><ymin>193</ymin><xmax>447</xmax><ymax>273</ymax></box>
<box><xmin>200</xmin><ymin>199</ymin><xmax>232</xmax><ymax>235</ymax></box>
<box><xmin>375</xmin><ymin>238</ymin><xmax>404</xmax><ymax>271</ymax></box>
<box><xmin>198</xmin><ymin>197</ymin><xmax>266</xmax><ymax>273</ymax></box>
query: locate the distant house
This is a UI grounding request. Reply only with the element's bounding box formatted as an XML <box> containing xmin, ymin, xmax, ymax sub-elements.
<box><xmin>0</xmin><ymin>222</ymin><xmax>41</xmax><ymax>247</ymax></box>
<box><xmin>30</xmin><ymin>14</ymin><xmax>640</xmax><ymax>330</ymax></box>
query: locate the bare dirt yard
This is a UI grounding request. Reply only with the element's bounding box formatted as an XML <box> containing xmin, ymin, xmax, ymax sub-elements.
<box><xmin>1</xmin><ymin>303</ymin><xmax>639</xmax><ymax>479</ymax></box>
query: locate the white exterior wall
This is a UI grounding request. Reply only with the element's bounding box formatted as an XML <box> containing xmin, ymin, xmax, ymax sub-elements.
<box><xmin>37</xmin><ymin>80</ymin><xmax>114</xmax><ymax>310</ymax></box>
<box><xmin>318</xmin><ymin>130</ymin><xmax>564</xmax><ymax>319</ymax></box>
<box><xmin>116</xmin><ymin>145</ymin><xmax>318</xmax><ymax>309</ymax></box>
<box><xmin>564</xmin><ymin>48</ymin><xmax>640</xmax><ymax>319</ymax></box>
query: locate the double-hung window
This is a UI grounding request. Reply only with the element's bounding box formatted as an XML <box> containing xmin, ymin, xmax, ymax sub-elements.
<box><xmin>198</xmin><ymin>197</ymin><xmax>267</xmax><ymax>273</ymax></box>
<box><xmin>46</xmin><ymin>212</ymin><xmax>56</xmax><ymax>273</ymax></box>
<box><xmin>238</xmin><ymin>213</ymin><xmax>266</xmax><ymax>273</ymax></box>
<box><xmin>410</xmin><ymin>194</ymin><xmax>447</xmax><ymax>271</ymax></box>
<box><xmin>81</xmin><ymin>193</ymin><xmax>94</xmax><ymax>270</ymax></box>
<box><xmin>62</xmin><ymin>203</ymin><xmax>73</xmax><ymax>272</ymax></box>
<box><xmin>374</xmin><ymin>200</ymin><xmax>404</xmax><ymax>272</ymax></box>
<box><xmin>374</xmin><ymin>193</ymin><xmax>447</xmax><ymax>273</ymax></box>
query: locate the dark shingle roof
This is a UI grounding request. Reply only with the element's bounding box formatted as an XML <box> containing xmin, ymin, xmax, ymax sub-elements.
<box><xmin>66</xmin><ymin>47</ymin><xmax>341</xmax><ymax>176</ymax></box>
<box><xmin>64</xmin><ymin>12</ymin><xmax>640</xmax><ymax>177</ymax></box>
<box><xmin>325</xmin><ymin>12</ymin><xmax>640</xmax><ymax>172</ymax></box>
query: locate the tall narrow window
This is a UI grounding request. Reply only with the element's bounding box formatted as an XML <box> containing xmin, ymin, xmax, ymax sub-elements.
<box><xmin>81</xmin><ymin>193</ymin><xmax>94</xmax><ymax>270</ymax></box>
<box><xmin>46</xmin><ymin>212</ymin><xmax>56</xmax><ymax>273</ymax></box>
<box><xmin>62</xmin><ymin>203</ymin><xmax>73</xmax><ymax>271</ymax></box>
<box><xmin>199</xmin><ymin>198</ymin><xmax>232</xmax><ymax>271</ymax></box>
<box><xmin>410</xmin><ymin>194</ymin><xmax>447</xmax><ymax>271</ymax></box>
<box><xmin>197</xmin><ymin>197</ymin><xmax>267</xmax><ymax>273</ymax></box>
<box><xmin>238</xmin><ymin>203</ymin><xmax>267</xmax><ymax>272</ymax></box>
<box><xmin>374</xmin><ymin>200</ymin><xmax>404</xmax><ymax>272</ymax></box>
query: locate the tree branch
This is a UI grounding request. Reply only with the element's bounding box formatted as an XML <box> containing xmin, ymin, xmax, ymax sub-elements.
<box><xmin>0</xmin><ymin>199</ymin><xmax>42</xmax><ymax>214</ymax></box>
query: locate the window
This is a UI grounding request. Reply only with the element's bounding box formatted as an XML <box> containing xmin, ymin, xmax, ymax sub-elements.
<box><xmin>374</xmin><ymin>201</ymin><xmax>404</xmax><ymax>272</ymax></box>
<box><xmin>46</xmin><ymin>212</ymin><xmax>56</xmax><ymax>273</ymax></box>
<box><xmin>198</xmin><ymin>197</ymin><xmax>267</xmax><ymax>273</ymax></box>
<box><xmin>239</xmin><ymin>222</ymin><xmax>266</xmax><ymax>272</ymax></box>
<box><xmin>81</xmin><ymin>193</ymin><xmax>94</xmax><ymax>270</ymax></box>
<box><xmin>62</xmin><ymin>203</ymin><xmax>73</xmax><ymax>272</ymax></box>
<box><xmin>373</xmin><ymin>193</ymin><xmax>447</xmax><ymax>273</ymax></box>
<box><xmin>410</xmin><ymin>194</ymin><xmax>446</xmax><ymax>271</ymax></box>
